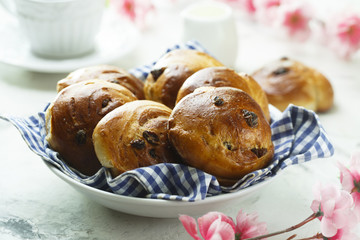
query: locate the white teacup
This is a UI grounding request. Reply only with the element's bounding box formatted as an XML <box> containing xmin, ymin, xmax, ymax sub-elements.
<box><xmin>181</xmin><ymin>1</ymin><xmax>238</xmax><ymax>67</ymax></box>
<box><xmin>1</xmin><ymin>0</ymin><xmax>106</xmax><ymax>59</ymax></box>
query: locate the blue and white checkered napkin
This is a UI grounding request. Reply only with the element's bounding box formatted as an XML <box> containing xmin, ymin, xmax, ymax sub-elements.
<box><xmin>1</xmin><ymin>41</ymin><xmax>334</xmax><ymax>202</ymax></box>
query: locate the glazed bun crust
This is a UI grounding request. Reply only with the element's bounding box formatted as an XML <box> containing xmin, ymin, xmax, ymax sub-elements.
<box><xmin>168</xmin><ymin>87</ymin><xmax>274</xmax><ymax>186</ymax></box>
<box><xmin>176</xmin><ymin>66</ymin><xmax>270</xmax><ymax>121</ymax></box>
<box><xmin>93</xmin><ymin>100</ymin><xmax>179</xmax><ymax>177</ymax></box>
<box><xmin>144</xmin><ymin>49</ymin><xmax>223</xmax><ymax>108</ymax></box>
<box><xmin>57</xmin><ymin>64</ymin><xmax>145</xmax><ymax>99</ymax></box>
<box><xmin>46</xmin><ymin>80</ymin><xmax>137</xmax><ymax>175</ymax></box>
<box><xmin>252</xmin><ymin>57</ymin><xmax>334</xmax><ymax>112</ymax></box>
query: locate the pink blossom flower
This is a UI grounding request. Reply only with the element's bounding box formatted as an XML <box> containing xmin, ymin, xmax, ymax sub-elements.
<box><xmin>352</xmin><ymin>191</ymin><xmax>360</xmax><ymax>221</ymax></box>
<box><xmin>111</xmin><ymin>0</ymin><xmax>154</xmax><ymax>28</ymax></box>
<box><xmin>256</xmin><ymin>0</ymin><xmax>281</xmax><ymax>9</ymax></box>
<box><xmin>219</xmin><ymin>0</ymin><xmax>256</xmax><ymax>15</ymax></box>
<box><xmin>310</xmin><ymin>182</ymin><xmax>356</xmax><ymax>238</ymax></box>
<box><xmin>235</xmin><ymin>210</ymin><xmax>268</xmax><ymax>239</ymax></box>
<box><xmin>219</xmin><ymin>0</ymin><xmax>243</xmax><ymax>9</ymax></box>
<box><xmin>325</xmin><ymin>12</ymin><xmax>360</xmax><ymax>60</ymax></box>
<box><xmin>242</xmin><ymin>0</ymin><xmax>257</xmax><ymax>15</ymax></box>
<box><xmin>253</xmin><ymin>0</ymin><xmax>282</xmax><ymax>25</ymax></box>
<box><xmin>179</xmin><ymin>210</ymin><xmax>268</xmax><ymax>240</ymax></box>
<box><xmin>239</xmin><ymin>0</ymin><xmax>257</xmax><ymax>15</ymax></box>
<box><xmin>179</xmin><ymin>212</ymin><xmax>235</xmax><ymax>240</ymax></box>
<box><xmin>275</xmin><ymin>2</ymin><xmax>312</xmax><ymax>41</ymax></box>
<box><xmin>325</xmin><ymin>225</ymin><xmax>360</xmax><ymax>240</ymax></box>
<box><xmin>338</xmin><ymin>151</ymin><xmax>360</xmax><ymax>221</ymax></box>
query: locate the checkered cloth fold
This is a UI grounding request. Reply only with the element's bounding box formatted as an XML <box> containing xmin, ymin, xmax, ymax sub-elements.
<box><xmin>0</xmin><ymin>41</ymin><xmax>334</xmax><ymax>202</ymax></box>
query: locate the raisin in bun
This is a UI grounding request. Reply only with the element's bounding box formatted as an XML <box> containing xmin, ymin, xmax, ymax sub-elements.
<box><xmin>168</xmin><ymin>87</ymin><xmax>274</xmax><ymax>186</ymax></box>
<box><xmin>93</xmin><ymin>100</ymin><xmax>179</xmax><ymax>177</ymax></box>
<box><xmin>57</xmin><ymin>64</ymin><xmax>145</xmax><ymax>99</ymax></box>
<box><xmin>144</xmin><ymin>49</ymin><xmax>224</xmax><ymax>109</ymax></box>
<box><xmin>176</xmin><ymin>66</ymin><xmax>270</xmax><ymax>121</ymax></box>
<box><xmin>45</xmin><ymin>80</ymin><xmax>137</xmax><ymax>175</ymax></box>
<box><xmin>252</xmin><ymin>57</ymin><xmax>334</xmax><ymax>112</ymax></box>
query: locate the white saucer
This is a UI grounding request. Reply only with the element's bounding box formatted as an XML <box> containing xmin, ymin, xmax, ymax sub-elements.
<box><xmin>0</xmin><ymin>13</ymin><xmax>140</xmax><ymax>73</ymax></box>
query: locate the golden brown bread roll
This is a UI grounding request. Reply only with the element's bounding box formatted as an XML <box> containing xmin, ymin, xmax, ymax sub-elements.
<box><xmin>93</xmin><ymin>100</ymin><xmax>179</xmax><ymax>177</ymax></box>
<box><xmin>176</xmin><ymin>66</ymin><xmax>270</xmax><ymax>121</ymax></box>
<box><xmin>168</xmin><ymin>87</ymin><xmax>274</xmax><ymax>186</ymax></box>
<box><xmin>144</xmin><ymin>49</ymin><xmax>224</xmax><ymax>109</ymax></box>
<box><xmin>45</xmin><ymin>80</ymin><xmax>137</xmax><ymax>175</ymax></box>
<box><xmin>57</xmin><ymin>64</ymin><xmax>145</xmax><ymax>99</ymax></box>
<box><xmin>252</xmin><ymin>57</ymin><xmax>334</xmax><ymax>112</ymax></box>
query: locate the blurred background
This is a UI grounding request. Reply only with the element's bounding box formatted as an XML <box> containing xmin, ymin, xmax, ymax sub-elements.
<box><xmin>0</xmin><ymin>0</ymin><xmax>360</xmax><ymax>239</ymax></box>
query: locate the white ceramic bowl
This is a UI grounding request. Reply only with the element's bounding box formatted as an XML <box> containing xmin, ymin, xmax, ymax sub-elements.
<box><xmin>44</xmin><ymin>162</ymin><xmax>274</xmax><ymax>218</ymax></box>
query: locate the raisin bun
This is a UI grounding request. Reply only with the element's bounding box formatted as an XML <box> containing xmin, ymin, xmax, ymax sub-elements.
<box><xmin>144</xmin><ymin>49</ymin><xmax>224</xmax><ymax>109</ymax></box>
<box><xmin>93</xmin><ymin>100</ymin><xmax>179</xmax><ymax>177</ymax></box>
<box><xmin>252</xmin><ymin>57</ymin><xmax>334</xmax><ymax>112</ymax></box>
<box><xmin>45</xmin><ymin>80</ymin><xmax>137</xmax><ymax>175</ymax></box>
<box><xmin>168</xmin><ymin>87</ymin><xmax>274</xmax><ymax>186</ymax></box>
<box><xmin>57</xmin><ymin>64</ymin><xmax>145</xmax><ymax>99</ymax></box>
<box><xmin>176</xmin><ymin>66</ymin><xmax>270</xmax><ymax>122</ymax></box>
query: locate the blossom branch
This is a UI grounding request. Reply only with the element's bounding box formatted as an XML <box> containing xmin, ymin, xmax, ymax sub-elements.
<box><xmin>293</xmin><ymin>232</ymin><xmax>323</xmax><ymax>240</ymax></box>
<box><xmin>242</xmin><ymin>212</ymin><xmax>319</xmax><ymax>240</ymax></box>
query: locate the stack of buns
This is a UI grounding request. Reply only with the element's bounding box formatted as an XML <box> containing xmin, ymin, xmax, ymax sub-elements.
<box><xmin>45</xmin><ymin>49</ymin><xmax>333</xmax><ymax>186</ymax></box>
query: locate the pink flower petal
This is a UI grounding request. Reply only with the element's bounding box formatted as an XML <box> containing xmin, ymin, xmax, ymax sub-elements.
<box><xmin>111</xmin><ymin>0</ymin><xmax>154</xmax><ymax>29</ymax></box>
<box><xmin>321</xmin><ymin>216</ymin><xmax>337</xmax><ymax>237</ymax></box>
<box><xmin>337</xmin><ymin>161</ymin><xmax>355</xmax><ymax>192</ymax></box>
<box><xmin>235</xmin><ymin>210</ymin><xmax>268</xmax><ymax>239</ymax></box>
<box><xmin>353</xmin><ymin>192</ymin><xmax>360</xmax><ymax>221</ymax></box>
<box><xmin>254</xmin><ymin>0</ymin><xmax>282</xmax><ymax>25</ymax></box>
<box><xmin>337</xmin><ymin>190</ymin><xmax>354</xmax><ymax>209</ymax></box>
<box><xmin>322</xmin><ymin>199</ymin><xmax>335</xmax><ymax>218</ymax></box>
<box><xmin>179</xmin><ymin>215</ymin><xmax>202</xmax><ymax>240</ymax></box>
<box><xmin>198</xmin><ymin>212</ymin><xmax>235</xmax><ymax>239</ymax></box>
<box><xmin>351</xmin><ymin>151</ymin><xmax>360</xmax><ymax>163</ymax></box>
<box><xmin>328</xmin><ymin>224</ymin><xmax>360</xmax><ymax>240</ymax></box>
<box><xmin>254</xmin><ymin>0</ymin><xmax>281</xmax><ymax>9</ymax></box>
<box><xmin>312</xmin><ymin>182</ymin><xmax>323</xmax><ymax>201</ymax></box>
<box><xmin>206</xmin><ymin>217</ymin><xmax>235</xmax><ymax>240</ymax></box>
<box><xmin>312</xmin><ymin>182</ymin><xmax>357</xmax><ymax>237</ymax></box>
<box><xmin>283</xmin><ymin>9</ymin><xmax>307</xmax><ymax>32</ymax></box>
<box><xmin>321</xmin><ymin>184</ymin><xmax>340</xmax><ymax>202</ymax></box>
<box><xmin>337</xmin><ymin>16</ymin><xmax>360</xmax><ymax>46</ymax></box>
<box><xmin>275</xmin><ymin>1</ymin><xmax>312</xmax><ymax>41</ymax></box>
<box><xmin>332</xmin><ymin>209</ymin><xmax>351</xmax><ymax>228</ymax></box>
<box><xmin>325</xmin><ymin>12</ymin><xmax>360</xmax><ymax>59</ymax></box>
<box><xmin>242</xmin><ymin>0</ymin><xmax>257</xmax><ymax>14</ymax></box>
<box><xmin>350</xmin><ymin>151</ymin><xmax>360</xmax><ymax>183</ymax></box>
<box><xmin>198</xmin><ymin>212</ymin><xmax>220</xmax><ymax>237</ymax></box>
<box><xmin>310</xmin><ymin>200</ymin><xmax>321</xmax><ymax>215</ymax></box>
